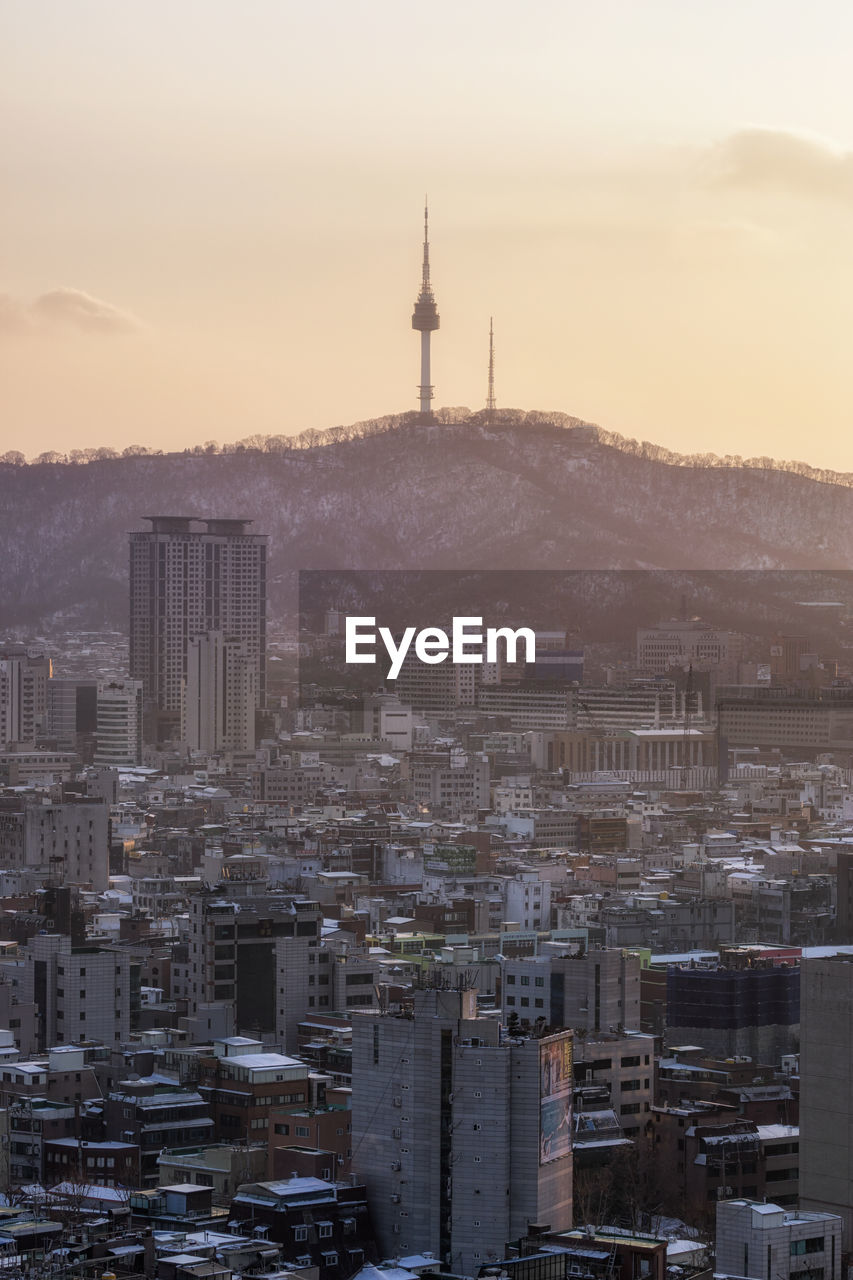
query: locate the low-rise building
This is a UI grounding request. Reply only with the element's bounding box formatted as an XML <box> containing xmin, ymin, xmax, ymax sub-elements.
<box><xmin>716</xmin><ymin>1199</ymin><xmax>841</xmax><ymax>1280</ymax></box>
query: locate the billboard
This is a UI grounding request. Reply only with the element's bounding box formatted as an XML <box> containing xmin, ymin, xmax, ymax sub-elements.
<box><xmin>539</xmin><ymin>1034</ymin><xmax>573</xmax><ymax>1164</ymax></box>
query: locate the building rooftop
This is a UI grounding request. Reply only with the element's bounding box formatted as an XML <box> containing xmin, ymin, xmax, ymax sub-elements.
<box><xmin>220</xmin><ymin>1054</ymin><xmax>304</xmax><ymax>1070</ymax></box>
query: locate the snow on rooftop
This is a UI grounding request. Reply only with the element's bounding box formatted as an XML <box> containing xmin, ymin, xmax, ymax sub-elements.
<box><xmin>224</xmin><ymin>1053</ymin><xmax>304</xmax><ymax>1070</ymax></box>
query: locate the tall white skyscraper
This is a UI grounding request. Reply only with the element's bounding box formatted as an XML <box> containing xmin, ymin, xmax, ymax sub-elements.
<box><xmin>129</xmin><ymin>516</ymin><xmax>267</xmax><ymax>737</ymax></box>
<box><xmin>183</xmin><ymin>630</ymin><xmax>256</xmax><ymax>753</ymax></box>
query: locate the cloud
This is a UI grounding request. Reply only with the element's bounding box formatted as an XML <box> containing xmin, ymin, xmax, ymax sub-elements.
<box><xmin>708</xmin><ymin>127</ymin><xmax>853</xmax><ymax>201</ymax></box>
<box><xmin>0</xmin><ymin>288</ymin><xmax>141</xmax><ymax>336</ymax></box>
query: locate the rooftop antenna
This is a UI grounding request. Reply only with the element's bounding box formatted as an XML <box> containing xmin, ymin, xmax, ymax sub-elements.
<box><xmin>486</xmin><ymin>317</ymin><xmax>496</xmax><ymax>422</ymax></box>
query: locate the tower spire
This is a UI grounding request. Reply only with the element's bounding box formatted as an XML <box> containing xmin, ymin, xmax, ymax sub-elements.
<box><xmin>412</xmin><ymin>199</ymin><xmax>440</xmax><ymax>417</ymax></box>
<box><xmin>486</xmin><ymin>317</ymin><xmax>496</xmax><ymax>420</ymax></box>
<box><xmin>422</xmin><ymin>199</ymin><xmax>431</xmax><ymax>293</ymax></box>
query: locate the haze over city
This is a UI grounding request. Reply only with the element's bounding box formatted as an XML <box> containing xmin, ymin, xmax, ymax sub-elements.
<box><xmin>5</xmin><ymin>1</ymin><xmax>853</xmax><ymax>466</ymax></box>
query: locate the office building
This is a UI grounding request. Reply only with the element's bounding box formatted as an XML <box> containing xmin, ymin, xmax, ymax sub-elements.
<box><xmin>94</xmin><ymin>677</ymin><xmax>143</xmax><ymax>766</ymax></box>
<box><xmin>407</xmin><ymin>750</ymin><xmax>490</xmax><ymax>820</ymax></box>
<box><xmin>799</xmin><ymin>955</ymin><xmax>853</xmax><ymax>1244</ymax></box>
<box><xmin>637</xmin><ymin>620</ymin><xmax>735</xmax><ymax>674</ymax></box>
<box><xmin>573</xmin><ymin>1029</ymin><xmax>655</xmax><ymax>1140</ymax></box>
<box><xmin>174</xmin><ymin>890</ymin><xmax>324</xmax><ymax>1041</ymax></box>
<box><xmin>0</xmin><ymin>648</ymin><xmax>50</xmax><ymax>748</ymax></box>
<box><xmin>351</xmin><ymin>987</ymin><xmax>572</xmax><ymax>1275</ymax></box>
<box><xmin>503</xmin><ymin>945</ymin><xmax>641</xmax><ymax>1034</ymax></box>
<box><xmin>20</xmin><ymin>934</ymin><xmax>139</xmax><ymax>1049</ymax></box>
<box><xmin>716</xmin><ymin>1198</ymin><xmax>841</xmax><ymax>1280</ymax></box>
<box><xmin>0</xmin><ymin>796</ymin><xmax>109</xmax><ymax>890</ymax></box>
<box><xmin>129</xmin><ymin>516</ymin><xmax>267</xmax><ymax>736</ymax></box>
<box><xmin>716</xmin><ymin>688</ymin><xmax>853</xmax><ymax>756</ymax></box>
<box><xmin>361</xmin><ymin>693</ymin><xmax>413</xmax><ymax>753</ymax></box>
<box><xmin>665</xmin><ymin>955</ymin><xmax>800</xmax><ymax>1060</ymax></box>
<box><xmin>47</xmin><ymin>677</ymin><xmax>97</xmax><ymax>747</ymax></box>
<box><xmin>183</xmin><ymin>630</ymin><xmax>256</xmax><ymax>752</ymax></box>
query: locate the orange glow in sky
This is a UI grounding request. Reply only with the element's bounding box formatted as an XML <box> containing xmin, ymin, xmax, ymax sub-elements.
<box><xmin>5</xmin><ymin>1</ymin><xmax>853</xmax><ymax>466</ymax></box>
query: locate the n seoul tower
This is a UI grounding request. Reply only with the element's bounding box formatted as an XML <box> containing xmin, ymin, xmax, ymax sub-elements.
<box><xmin>411</xmin><ymin>201</ymin><xmax>440</xmax><ymax>416</ymax></box>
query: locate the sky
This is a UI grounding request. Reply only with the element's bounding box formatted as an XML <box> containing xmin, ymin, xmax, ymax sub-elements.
<box><xmin>5</xmin><ymin>0</ymin><xmax>853</xmax><ymax>467</ymax></box>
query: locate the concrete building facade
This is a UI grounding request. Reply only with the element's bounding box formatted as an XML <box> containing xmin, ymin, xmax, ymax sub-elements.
<box><xmin>183</xmin><ymin>630</ymin><xmax>256</xmax><ymax>753</ymax></box>
<box><xmin>129</xmin><ymin>516</ymin><xmax>267</xmax><ymax>733</ymax></box>
<box><xmin>716</xmin><ymin>1198</ymin><xmax>841</xmax><ymax>1280</ymax></box>
<box><xmin>351</xmin><ymin>988</ymin><xmax>572</xmax><ymax>1275</ymax></box>
<box><xmin>799</xmin><ymin>955</ymin><xmax>853</xmax><ymax>1244</ymax></box>
<box><xmin>94</xmin><ymin>677</ymin><xmax>143</xmax><ymax>766</ymax></box>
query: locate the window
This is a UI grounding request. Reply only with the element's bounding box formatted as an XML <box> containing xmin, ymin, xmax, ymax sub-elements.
<box><xmin>319</xmin><ymin>1223</ymin><xmax>333</xmax><ymax>1238</ymax></box>
<box><xmin>322</xmin><ymin>1253</ymin><xmax>338</xmax><ymax>1267</ymax></box>
<box><xmin>294</xmin><ymin>1226</ymin><xmax>308</xmax><ymax>1242</ymax></box>
<box><xmin>791</xmin><ymin>1239</ymin><xmax>825</xmax><ymax>1256</ymax></box>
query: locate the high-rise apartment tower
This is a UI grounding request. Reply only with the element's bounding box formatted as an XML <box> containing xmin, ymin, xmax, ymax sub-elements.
<box><xmin>129</xmin><ymin>516</ymin><xmax>267</xmax><ymax>735</ymax></box>
<box><xmin>352</xmin><ymin>987</ymin><xmax>572</xmax><ymax>1274</ymax></box>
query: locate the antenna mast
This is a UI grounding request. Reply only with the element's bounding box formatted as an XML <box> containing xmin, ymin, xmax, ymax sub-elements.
<box><xmin>486</xmin><ymin>317</ymin><xmax>496</xmax><ymax>421</ymax></box>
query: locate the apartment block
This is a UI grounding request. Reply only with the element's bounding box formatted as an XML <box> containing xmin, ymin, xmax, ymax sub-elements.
<box><xmin>183</xmin><ymin>630</ymin><xmax>256</xmax><ymax>753</ymax></box>
<box><xmin>129</xmin><ymin>516</ymin><xmax>267</xmax><ymax>733</ymax></box>
<box><xmin>0</xmin><ymin>797</ymin><xmax>110</xmax><ymax>890</ymax></box>
<box><xmin>351</xmin><ymin>988</ymin><xmax>572</xmax><ymax>1275</ymax></box>
<box><xmin>19</xmin><ymin>936</ymin><xmax>138</xmax><ymax>1049</ymax></box>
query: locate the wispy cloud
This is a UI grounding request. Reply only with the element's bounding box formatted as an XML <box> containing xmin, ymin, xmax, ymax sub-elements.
<box><xmin>0</xmin><ymin>288</ymin><xmax>141</xmax><ymax>336</ymax></box>
<box><xmin>707</xmin><ymin>127</ymin><xmax>853</xmax><ymax>201</ymax></box>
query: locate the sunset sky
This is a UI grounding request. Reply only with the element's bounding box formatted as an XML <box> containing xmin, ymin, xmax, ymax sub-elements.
<box><xmin>5</xmin><ymin>1</ymin><xmax>853</xmax><ymax>466</ymax></box>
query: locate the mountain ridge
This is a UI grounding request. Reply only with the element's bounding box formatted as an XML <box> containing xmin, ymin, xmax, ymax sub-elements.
<box><xmin>1</xmin><ymin>411</ymin><xmax>851</xmax><ymax>628</ymax></box>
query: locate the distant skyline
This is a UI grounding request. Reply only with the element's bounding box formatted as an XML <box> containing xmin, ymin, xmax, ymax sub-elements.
<box><xmin>5</xmin><ymin>1</ymin><xmax>853</xmax><ymax>467</ymax></box>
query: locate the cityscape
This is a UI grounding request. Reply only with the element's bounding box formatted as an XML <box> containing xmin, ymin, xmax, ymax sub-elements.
<box><xmin>1</xmin><ymin>513</ymin><xmax>853</xmax><ymax>1278</ymax></box>
<box><xmin>7</xmin><ymin>3</ymin><xmax>853</xmax><ymax>1280</ymax></box>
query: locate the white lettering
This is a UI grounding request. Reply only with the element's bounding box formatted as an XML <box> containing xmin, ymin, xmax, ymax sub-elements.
<box><xmin>415</xmin><ymin>627</ymin><xmax>450</xmax><ymax>665</ymax></box>
<box><xmin>452</xmin><ymin>616</ymin><xmax>484</xmax><ymax>663</ymax></box>
<box><xmin>345</xmin><ymin>617</ymin><xmax>377</xmax><ymax>664</ymax></box>
<box><xmin>379</xmin><ymin>626</ymin><xmax>416</xmax><ymax>680</ymax></box>
<box><xmin>344</xmin><ymin>616</ymin><xmax>537</xmax><ymax>676</ymax></box>
<box><xmin>486</xmin><ymin>626</ymin><xmax>536</xmax><ymax>665</ymax></box>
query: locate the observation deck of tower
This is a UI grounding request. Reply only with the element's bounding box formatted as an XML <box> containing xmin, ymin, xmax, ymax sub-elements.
<box><xmin>411</xmin><ymin>201</ymin><xmax>440</xmax><ymax>416</ymax></box>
